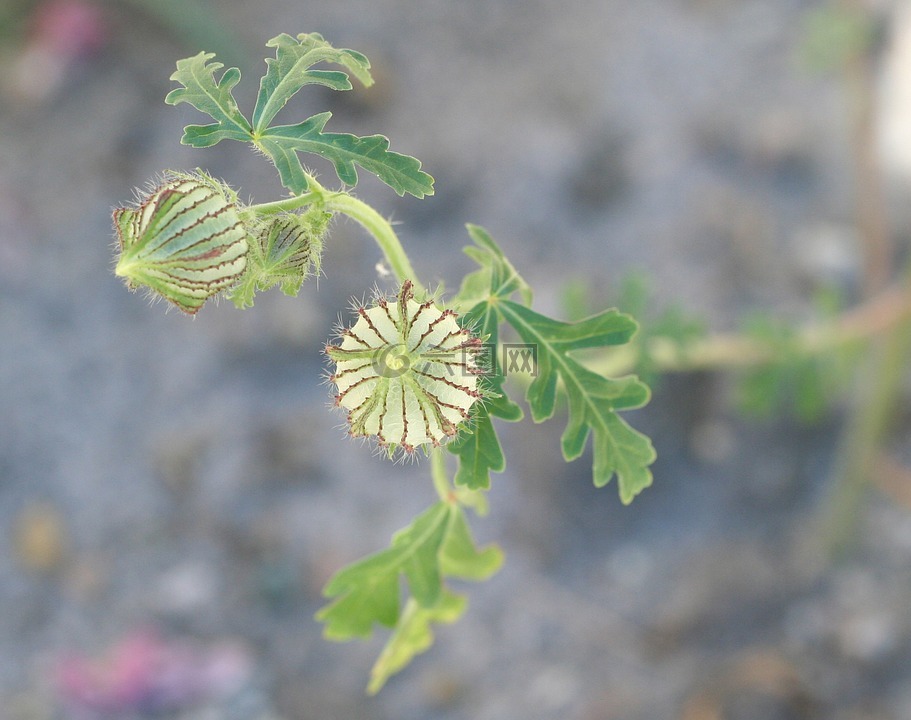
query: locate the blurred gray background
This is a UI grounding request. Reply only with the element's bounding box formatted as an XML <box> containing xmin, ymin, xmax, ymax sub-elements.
<box><xmin>2</xmin><ymin>0</ymin><xmax>911</xmax><ymax>718</ymax></box>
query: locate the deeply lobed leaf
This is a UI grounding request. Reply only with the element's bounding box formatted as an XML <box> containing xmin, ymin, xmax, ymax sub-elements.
<box><xmin>317</xmin><ymin>502</ymin><xmax>501</xmax><ymax>640</ymax></box>
<box><xmin>368</xmin><ymin>592</ymin><xmax>466</xmax><ymax>694</ymax></box>
<box><xmin>317</xmin><ymin>503</ymin><xmax>448</xmax><ymax>639</ymax></box>
<box><xmin>363</xmin><ymin>504</ymin><xmax>501</xmax><ymax>692</ymax></box>
<box><xmin>260</xmin><ymin>116</ymin><xmax>434</xmax><ymax>198</ymax></box>
<box><xmin>498</xmin><ymin>300</ymin><xmax>656</xmax><ymax>503</ymax></box>
<box><xmin>452</xmin><ymin>226</ymin><xmax>655</xmax><ymax>502</ymax></box>
<box><xmin>253</xmin><ymin>32</ymin><xmax>373</xmax><ymax>132</ymax></box>
<box><xmin>165</xmin><ymin>52</ymin><xmax>252</xmax><ymax>146</ymax></box>
<box><xmin>448</xmin><ymin>225</ymin><xmax>530</xmax><ymax>489</ymax></box>
<box><xmin>166</xmin><ymin>35</ymin><xmax>433</xmax><ymax>198</ymax></box>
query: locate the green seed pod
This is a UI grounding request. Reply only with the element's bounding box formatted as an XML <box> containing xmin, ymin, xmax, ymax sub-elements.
<box><xmin>228</xmin><ymin>206</ymin><xmax>330</xmax><ymax>309</ymax></box>
<box><xmin>113</xmin><ymin>172</ymin><xmax>249</xmax><ymax>315</ymax></box>
<box><xmin>326</xmin><ymin>281</ymin><xmax>485</xmax><ymax>455</ymax></box>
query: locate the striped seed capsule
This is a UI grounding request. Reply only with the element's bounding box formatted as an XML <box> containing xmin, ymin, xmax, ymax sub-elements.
<box><xmin>325</xmin><ymin>281</ymin><xmax>485</xmax><ymax>455</ymax></box>
<box><xmin>113</xmin><ymin>172</ymin><xmax>249</xmax><ymax>315</ymax></box>
<box><xmin>229</xmin><ymin>207</ymin><xmax>330</xmax><ymax>308</ymax></box>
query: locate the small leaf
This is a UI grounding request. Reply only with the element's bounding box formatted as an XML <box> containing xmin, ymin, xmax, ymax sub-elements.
<box><xmin>439</xmin><ymin>506</ymin><xmax>503</xmax><ymax>580</ymax></box>
<box><xmin>165</xmin><ymin>52</ymin><xmax>252</xmax><ymax>146</ymax></box>
<box><xmin>448</xmin><ymin>226</ymin><xmax>529</xmax><ymax>489</ymax></box>
<box><xmin>368</xmin><ymin>591</ymin><xmax>466</xmax><ymax>695</ymax></box>
<box><xmin>449</xmin><ymin>386</ymin><xmax>522</xmax><ymax>490</ymax></box>
<box><xmin>316</xmin><ymin>502</ymin><xmax>450</xmax><ymax>639</ymax></box>
<box><xmin>253</xmin><ymin>32</ymin><xmax>373</xmax><ymax>132</ymax></box>
<box><xmin>258</xmin><ymin>115</ymin><xmax>434</xmax><ymax>197</ymax></box>
<box><xmin>364</xmin><ymin>505</ymin><xmax>500</xmax><ymax>692</ymax></box>
<box><xmin>456</xmin><ymin>224</ymin><xmax>532</xmax><ymax>310</ymax></box>
<box><xmin>319</xmin><ymin>495</ymin><xmax>501</xmax><ymax>683</ymax></box>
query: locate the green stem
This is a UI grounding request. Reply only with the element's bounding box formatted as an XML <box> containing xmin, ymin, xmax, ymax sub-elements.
<box><xmin>430</xmin><ymin>450</ymin><xmax>451</xmax><ymax>502</ymax></box>
<box><xmin>322</xmin><ymin>191</ymin><xmax>423</xmax><ymax>292</ymax></box>
<box><xmin>590</xmin><ymin>282</ymin><xmax>911</xmax><ymax>378</ymax></box>
<box><xmin>818</xmin><ymin>317</ymin><xmax>911</xmax><ymax>557</ymax></box>
<box><xmin>247</xmin><ymin>191</ymin><xmax>321</xmax><ymax>215</ymax></box>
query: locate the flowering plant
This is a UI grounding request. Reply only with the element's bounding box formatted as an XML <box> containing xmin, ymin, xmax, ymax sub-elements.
<box><xmin>113</xmin><ymin>32</ymin><xmax>655</xmax><ymax>691</ymax></box>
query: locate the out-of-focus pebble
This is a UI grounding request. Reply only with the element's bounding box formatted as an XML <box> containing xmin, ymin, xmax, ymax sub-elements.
<box><xmin>837</xmin><ymin>611</ymin><xmax>897</xmax><ymax>663</ymax></box>
<box><xmin>689</xmin><ymin>419</ymin><xmax>737</xmax><ymax>465</ymax></box>
<box><xmin>155</xmin><ymin>562</ymin><xmax>218</xmax><ymax>617</ymax></box>
<box><xmin>14</xmin><ymin>503</ymin><xmax>66</xmax><ymax>573</ymax></box>
<box><xmin>793</xmin><ymin>222</ymin><xmax>859</xmax><ymax>289</ymax></box>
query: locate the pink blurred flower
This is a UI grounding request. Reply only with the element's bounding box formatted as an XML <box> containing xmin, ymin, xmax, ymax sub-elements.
<box><xmin>54</xmin><ymin>628</ymin><xmax>253</xmax><ymax>716</ymax></box>
<box><xmin>8</xmin><ymin>0</ymin><xmax>106</xmax><ymax>104</ymax></box>
<box><xmin>31</xmin><ymin>0</ymin><xmax>106</xmax><ymax>58</ymax></box>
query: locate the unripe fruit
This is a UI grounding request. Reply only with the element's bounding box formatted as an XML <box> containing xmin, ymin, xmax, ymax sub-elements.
<box><xmin>326</xmin><ymin>282</ymin><xmax>485</xmax><ymax>455</ymax></box>
<box><xmin>113</xmin><ymin>172</ymin><xmax>249</xmax><ymax>315</ymax></box>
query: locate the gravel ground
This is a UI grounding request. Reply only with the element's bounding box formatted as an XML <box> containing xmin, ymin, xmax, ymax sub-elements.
<box><xmin>2</xmin><ymin>1</ymin><xmax>911</xmax><ymax>718</ymax></box>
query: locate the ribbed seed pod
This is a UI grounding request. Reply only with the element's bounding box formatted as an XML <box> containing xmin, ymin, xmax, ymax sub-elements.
<box><xmin>229</xmin><ymin>207</ymin><xmax>330</xmax><ymax>308</ymax></box>
<box><xmin>326</xmin><ymin>281</ymin><xmax>485</xmax><ymax>455</ymax></box>
<box><xmin>113</xmin><ymin>172</ymin><xmax>249</xmax><ymax>315</ymax></box>
<box><xmin>260</xmin><ymin>213</ymin><xmax>324</xmax><ymax>280</ymax></box>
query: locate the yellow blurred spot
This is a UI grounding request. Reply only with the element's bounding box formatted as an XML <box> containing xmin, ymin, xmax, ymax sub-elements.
<box><xmin>14</xmin><ymin>503</ymin><xmax>65</xmax><ymax>573</ymax></box>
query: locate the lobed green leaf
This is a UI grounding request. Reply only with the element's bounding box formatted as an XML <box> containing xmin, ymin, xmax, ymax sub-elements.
<box><xmin>451</xmin><ymin>226</ymin><xmax>656</xmax><ymax>499</ymax></box>
<box><xmin>448</xmin><ymin>225</ymin><xmax>530</xmax><ymax>489</ymax></box>
<box><xmin>165</xmin><ymin>52</ymin><xmax>252</xmax><ymax>146</ymax></box>
<box><xmin>317</xmin><ymin>503</ymin><xmax>449</xmax><ymax>639</ymax></box>
<box><xmin>439</xmin><ymin>506</ymin><xmax>503</xmax><ymax>580</ymax></box>
<box><xmin>253</xmin><ymin>32</ymin><xmax>373</xmax><ymax>132</ymax></box>
<box><xmin>167</xmin><ymin>37</ymin><xmax>432</xmax><ymax>199</ymax></box>
<box><xmin>317</xmin><ymin>502</ymin><xmax>501</xmax><ymax>640</ymax></box>
<box><xmin>368</xmin><ymin>591</ymin><xmax>466</xmax><ymax>694</ymax></box>
<box><xmin>364</xmin><ymin>504</ymin><xmax>500</xmax><ymax>692</ymax></box>
<box><xmin>259</xmin><ymin>115</ymin><xmax>435</xmax><ymax>197</ymax></box>
<box><xmin>497</xmin><ymin>300</ymin><xmax>656</xmax><ymax>503</ymax></box>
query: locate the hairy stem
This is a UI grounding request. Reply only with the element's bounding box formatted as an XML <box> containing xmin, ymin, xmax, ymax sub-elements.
<box><xmin>246</xmin><ymin>191</ymin><xmax>321</xmax><ymax>215</ymax></box>
<box><xmin>323</xmin><ymin>191</ymin><xmax>422</xmax><ymax>292</ymax></box>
